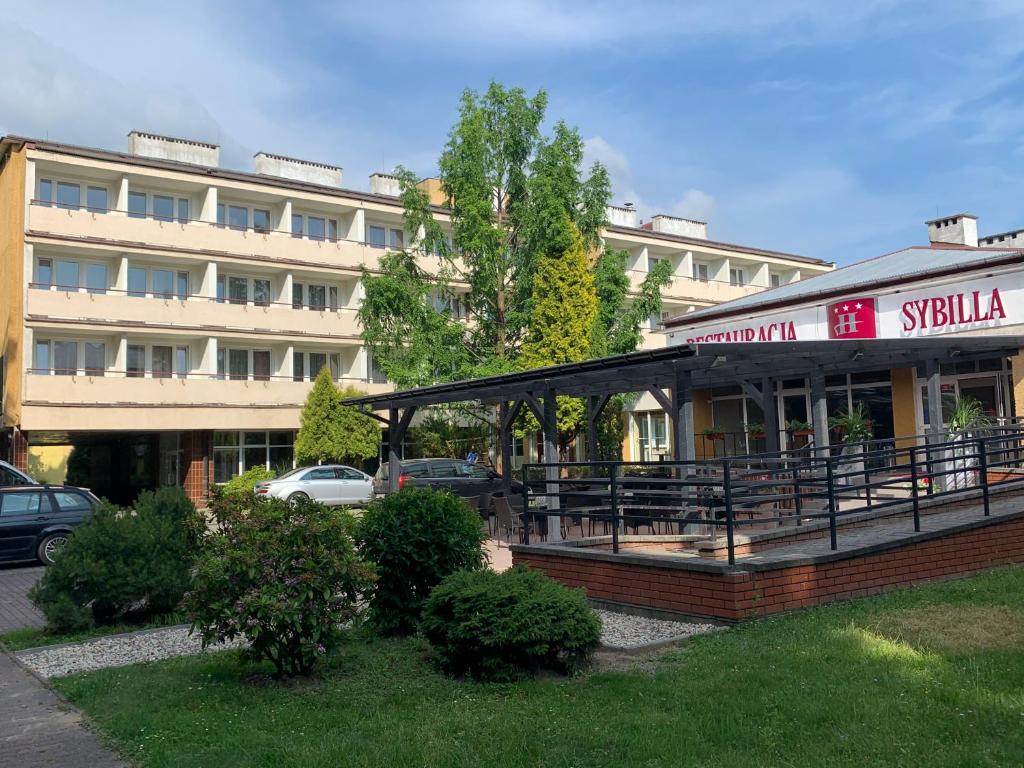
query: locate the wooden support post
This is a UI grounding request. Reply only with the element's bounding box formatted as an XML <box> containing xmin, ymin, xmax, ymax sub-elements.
<box><xmin>762</xmin><ymin>376</ymin><xmax>781</xmax><ymax>453</ymax></box>
<box><xmin>386</xmin><ymin>405</ymin><xmax>417</xmax><ymax>493</ymax></box>
<box><xmin>810</xmin><ymin>369</ymin><xmax>829</xmax><ymax>456</ymax></box>
<box><xmin>542</xmin><ymin>387</ymin><xmax>562</xmax><ymax>542</ymax></box>
<box><xmin>670</xmin><ymin>367</ymin><xmax>695</xmax><ymax>466</ymax></box>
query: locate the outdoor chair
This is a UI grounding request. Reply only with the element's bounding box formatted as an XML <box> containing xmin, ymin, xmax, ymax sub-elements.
<box><xmin>478</xmin><ymin>491</ymin><xmax>494</xmax><ymax>535</ymax></box>
<box><xmin>493</xmin><ymin>495</ymin><xmax>524</xmax><ymax>546</ymax></box>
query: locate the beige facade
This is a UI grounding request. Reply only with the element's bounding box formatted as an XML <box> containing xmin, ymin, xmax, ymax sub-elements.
<box><xmin>0</xmin><ymin>132</ymin><xmax>831</xmax><ymax>496</ymax></box>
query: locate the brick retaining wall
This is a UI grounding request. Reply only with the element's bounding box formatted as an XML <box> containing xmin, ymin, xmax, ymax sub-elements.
<box><xmin>513</xmin><ymin>512</ymin><xmax>1024</xmax><ymax>621</ymax></box>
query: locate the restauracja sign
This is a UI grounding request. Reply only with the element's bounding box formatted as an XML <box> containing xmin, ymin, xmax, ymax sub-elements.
<box><xmin>670</xmin><ymin>274</ymin><xmax>1019</xmax><ymax>345</ymax></box>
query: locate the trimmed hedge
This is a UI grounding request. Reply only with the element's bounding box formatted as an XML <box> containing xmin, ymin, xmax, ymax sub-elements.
<box><xmin>420</xmin><ymin>566</ymin><xmax>602</xmax><ymax>681</ymax></box>
<box><xmin>355</xmin><ymin>487</ymin><xmax>487</xmax><ymax>635</ymax></box>
<box><xmin>30</xmin><ymin>487</ymin><xmax>203</xmax><ymax>631</ymax></box>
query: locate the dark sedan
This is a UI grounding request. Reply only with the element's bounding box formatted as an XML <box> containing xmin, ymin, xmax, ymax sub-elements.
<box><xmin>373</xmin><ymin>458</ymin><xmax>522</xmax><ymax>498</ymax></box>
<box><xmin>0</xmin><ymin>485</ymin><xmax>99</xmax><ymax>565</ymax></box>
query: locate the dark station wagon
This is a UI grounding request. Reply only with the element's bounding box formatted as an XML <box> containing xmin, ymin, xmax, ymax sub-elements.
<box><xmin>374</xmin><ymin>458</ymin><xmax>522</xmax><ymax>498</ymax></box>
<box><xmin>0</xmin><ymin>485</ymin><xmax>100</xmax><ymax>565</ymax></box>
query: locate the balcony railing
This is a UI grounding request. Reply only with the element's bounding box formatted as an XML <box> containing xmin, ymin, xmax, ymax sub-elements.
<box><xmin>27</xmin><ymin>368</ymin><xmax>384</xmax><ymax>385</ymax></box>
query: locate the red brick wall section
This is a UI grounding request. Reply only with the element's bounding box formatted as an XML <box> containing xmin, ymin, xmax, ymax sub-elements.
<box><xmin>11</xmin><ymin>429</ymin><xmax>27</xmax><ymax>472</ymax></box>
<box><xmin>182</xmin><ymin>430</ymin><xmax>211</xmax><ymax>506</ymax></box>
<box><xmin>513</xmin><ymin>514</ymin><xmax>1024</xmax><ymax>621</ymax></box>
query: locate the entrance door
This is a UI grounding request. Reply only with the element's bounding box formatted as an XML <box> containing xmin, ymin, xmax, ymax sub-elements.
<box><xmin>959</xmin><ymin>377</ymin><xmax>1000</xmax><ymax>418</ymax></box>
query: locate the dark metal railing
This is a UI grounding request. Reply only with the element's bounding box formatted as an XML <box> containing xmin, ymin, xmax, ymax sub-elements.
<box><xmin>519</xmin><ymin>426</ymin><xmax>1024</xmax><ymax>565</ymax></box>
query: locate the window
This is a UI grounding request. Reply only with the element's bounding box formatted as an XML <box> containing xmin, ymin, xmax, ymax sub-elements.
<box><xmin>85</xmin><ymin>264</ymin><xmax>107</xmax><ymax>294</ymax></box>
<box><xmin>293</xmin><ymin>352</ymin><xmax>305</xmax><ymax>382</ymax></box>
<box><xmin>636</xmin><ymin>412</ymin><xmax>669</xmax><ymax>461</ymax></box>
<box><xmin>770</xmin><ymin>272</ymin><xmax>781</xmax><ymax>288</ymax></box>
<box><xmin>338</xmin><ymin>467</ymin><xmax>364</xmax><ymax>480</ymax></box>
<box><xmin>253</xmin><ymin>350</ymin><xmax>271</xmax><ymax>381</ymax></box>
<box><xmin>176</xmin><ymin>271</ymin><xmax>189</xmax><ymax>300</ymax></box>
<box><xmin>56</xmin><ymin>182</ymin><xmax>80</xmax><ymax>210</ymax></box>
<box><xmin>228</xmin><ymin>276</ymin><xmax>248</xmax><ymax>304</ymax></box>
<box><xmin>38</xmin><ymin>179</ymin><xmax>53</xmax><ymax>206</ymax></box>
<box><xmin>369</xmin><ymin>353</ymin><xmax>387</xmax><ymax>384</ymax></box>
<box><xmin>329</xmin><ymin>286</ymin><xmax>339</xmax><ymax>311</ymax></box>
<box><xmin>648</xmin><ymin>312</ymin><xmax>661</xmax><ymax>330</ymax></box>
<box><xmin>128</xmin><ymin>267</ymin><xmax>147</xmax><ymax>297</ymax></box>
<box><xmin>85</xmin><ymin>342</ymin><xmax>105</xmax><ymax>376</ymax></box>
<box><xmin>254</xmin><ymin>279</ymin><xmax>271</xmax><ymax>307</ymax></box>
<box><xmin>53</xmin><ymin>340</ymin><xmax>78</xmax><ymax>375</ymax></box>
<box><xmin>152</xmin><ymin>270</ymin><xmax>174</xmax><ymax>299</ymax></box>
<box><xmin>228</xmin><ymin>205</ymin><xmax>248</xmax><ymax>230</ymax></box>
<box><xmin>128</xmin><ymin>191</ymin><xmax>147</xmax><ymax>218</ymax></box>
<box><xmin>309</xmin><ymin>352</ymin><xmax>327</xmax><ymax>377</ymax></box>
<box><xmin>329</xmin><ymin>352</ymin><xmax>341</xmax><ymax>380</ymax></box>
<box><xmin>389</xmin><ymin>228</ymin><xmax>404</xmax><ymax>248</ymax></box>
<box><xmin>86</xmin><ymin>186</ymin><xmax>108</xmax><ymax>213</ymax></box>
<box><xmin>693</xmin><ymin>262</ymin><xmax>709</xmax><ymax>282</ymax></box>
<box><xmin>307</xmin><ymin>216</ymin><xmax>326</xmax><ymax>241</ymax></box>
<box><xmin>648</xmin><ymin>255</ymin><xmax>664</xmax><ymax>272</ymax></box>
<box><xmin>228</xmin><ymin>349</ymin><xmax>249</xmax><ymax>380</ymax></box>
<box><xmin>429</xmin><ymin>461</ymin><xmax>460</xmax><ymax>478</ymax></box>
<box><xmin>461</xmin><ymin>463</ymin><xmax>492</xmax><ymax>479</ymax></box>
<box><xmin>214</xmin><ymin>430</ymin><xmax>294</xmax><ymax>481</ymax></box>
<box><xmin>248</xmin><ymin>208</ymin><xmax>269</xmax><ymax>233</ymax></box>
<box><xmin>177</xmin><ymin>198</ymin><xmax>190</xmax><ymax>223</ymax></box>
<box><xmin>152</xmin><ymin>346</ymin><xmax>172</xmax><ymax>379</ymax></box>
<box><xmin>308</xmin><ymin>285</ymin><xmax>326</xmax><ymax>311</ymax></box>
<box><xmin>307</xmin><ymin>467</ymin><xmax>335</xmax><ymax>480</ymax></box>
<box><xmin>175</xmin><ymin>346</ymin><xmax>189</xmax><ymax>379</ymax></box>
<box><xmin>33</xmin><ymin>340</ymin><xmax>50</xmax><ymax>372</ymax></box>
<box><xmin>37</xmin><ymin>258</ymin><xmax>52</xmax><ymax>287</ymax></box>
<box><xmin>52</xmin><ymin>491</ymin><xmax>91</xmax><ymax>513</ymax></box>
<box><xmin>292</xmin><ymin>283</ymin><xmax>304</xmax><ymax>309</ymax></box>
<box><xmin>368</xmin><ymin>225</ymin><xmax>386</xmax><ymax>248</ymax></box>
<box><xmin>328</xmin><ymin>219</ymin><xmax>338</xmax><ymax>242</ymax></box>
<box><xmin>153</xmin><ymin>195</ymin><xmax>174</xmax><ymax>222</ymax></box>
<box><xmin>55</xmin><ymin>260</ymin><xmax>79</xmax><ymax>290</ymax></box>
<box><xmin>213</xmin><ymin>431</ymin><xmax>239</xmax><ymax>483</ymax></box>
<box><xmin>216</xmin><ymin>203</ymin><xmax>226</xmax><ymax>226</ymax></box>
<box><xmin>127</xmin><ymin>345</ymin><xmax>146</xmax><ymax>377</ymax></box>
<box><xmin>0</xmin><ymin>491</ymin><xmax>44</xmax><ymax>516</ymax></box>
<box><xmin>292</xmin><ymin>213</ymin><xmax>303</xmax><ymax>238</ymax></box>
<box><xmin>729</xmin><ymin>268</ymin><xmax>745</xmax><ymax>287</ymax></box>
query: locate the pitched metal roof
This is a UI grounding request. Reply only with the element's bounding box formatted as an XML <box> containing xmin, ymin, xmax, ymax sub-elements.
<box><xmin>666</xmin><ymin>245</ymin><xmax>1024</xmax><ymax>329</ymax></box>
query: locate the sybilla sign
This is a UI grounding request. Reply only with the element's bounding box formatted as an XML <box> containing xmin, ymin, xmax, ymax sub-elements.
<box><xmin>670</xmin><ymin>273</ymin><xmax>1020</xmax><ymax>346</ymax></box>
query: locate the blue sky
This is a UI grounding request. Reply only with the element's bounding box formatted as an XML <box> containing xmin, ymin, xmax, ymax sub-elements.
<box><xmin>2</xmin><ymin>0</ymin><xmax>1023</xmax><ymax>265</ymax></box>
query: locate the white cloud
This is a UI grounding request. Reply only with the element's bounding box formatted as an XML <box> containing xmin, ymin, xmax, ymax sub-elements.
<box><xmin>669</xmin><ymin>190</ymin><xmax>717</xmax><ymax>224</ymax></box>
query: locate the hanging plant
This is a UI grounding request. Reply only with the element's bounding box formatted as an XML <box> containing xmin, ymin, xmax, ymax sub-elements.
<box><xmin>745</xmin><ymin>422</ymin><xmax>766</xmax><ymax>439</ymax></box>
<box><xmin>786</xmin><ymin>419</ymin><xmax>813</xmax><ymax>436</ymax></box>
<box><xmin>828</xmin><ymin>403</ymin><xmax>874</xmax><ymax>445</ymax></box>
<box><xmin>701</xmin><ymin>426</ymin><xmax>726</xmax><ymax>441</ymax></box>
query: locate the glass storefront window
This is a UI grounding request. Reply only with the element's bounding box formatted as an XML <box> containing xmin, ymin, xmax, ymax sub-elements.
<box><xmin>213</xmin><ymin>431</ymin><xmax>296</xmax><ymax>482</ymax></box>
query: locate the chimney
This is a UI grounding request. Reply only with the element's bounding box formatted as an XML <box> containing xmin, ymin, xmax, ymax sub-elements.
<box><xmin>646</xmin><ymin>214</ymin><xmax>708</xmax><ymax>240</ymax></box>
<box><xmin>254</xmin><ymin>152</ymin><xmax>342</xmax><ymax>186</ymax></box>
<box><xmin>369</xmin><ymin>172</ymin><xmax>401</xmax><ymax>197</ymax></box>
<box><xmin>607</xmin><ymin>203</ymin><xmax>639</xmax><ymax>228</ymax></box>
<box><xmin>128</xmin><ymin>131</ymin><xmax>219</xmax><ymax>166</ymax></box>
<box><xmin>926</xmin><ymin>213</ymin><xmax>978</xmax><ymax>247</ymax></box>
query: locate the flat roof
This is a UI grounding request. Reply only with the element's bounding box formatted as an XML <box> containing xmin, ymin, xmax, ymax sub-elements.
<box><xmin>665</xmin><ymin>245</ymin><xmax>1024</xmax><ymax>329</ymax></box>
<box><xmin>343</xmin><ymin>336</ymin><xmax>1023</xmax><ymax>411</ymax></box>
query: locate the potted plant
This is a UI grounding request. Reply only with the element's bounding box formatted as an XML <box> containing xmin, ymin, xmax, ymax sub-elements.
<box><xmin>829</xmin><ymin>403</ymin><xmax>873</xmax><ymax>485</ymax></box>
<box><xmin>745</xmin><ymin>422</ymin><xmax>766</xmax><ymax>439</ymax></box>
<box><xmin>786</xmin><ymin>419</ymin><xmax>813</xmax><ymax>437</ymax></box>
<box><xmin>945</xmin><ymin>396</ymin><xmax>992</xmax><ymax>490</ymax></box>
<box><xmin>701</xmin><ymin>426</ymin><xmax>726</xmax><ymax>441</ymax></box>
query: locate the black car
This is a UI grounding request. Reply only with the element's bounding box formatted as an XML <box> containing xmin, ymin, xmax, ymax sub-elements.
<box><xmin>0</xmin><ymin>485</ymin><xmax>99</xmax><ymax>565</ymax></box>
<box><xmin>374</xmin><ymin>458</ymin><xmax>522</xmax><ymax>498</ymax></box>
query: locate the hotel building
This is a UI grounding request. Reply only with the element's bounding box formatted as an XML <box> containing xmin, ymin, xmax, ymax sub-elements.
<box><xmin>0</xmin><ymin>132</ymin><xmax>832</xmax><ymax>503</ymax></box>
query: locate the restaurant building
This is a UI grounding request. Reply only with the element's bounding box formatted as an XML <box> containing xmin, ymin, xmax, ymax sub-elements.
<box><xmin>652</xmin><ymin>213</ymin><xmax>1024</xmax><ymax>459</ymax></box>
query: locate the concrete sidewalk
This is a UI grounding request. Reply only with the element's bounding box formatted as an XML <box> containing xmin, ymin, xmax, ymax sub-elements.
<box><xmin>0</xmin><ymin>651</ymin><xmax>125</xmax><ymax>767</ymax></box>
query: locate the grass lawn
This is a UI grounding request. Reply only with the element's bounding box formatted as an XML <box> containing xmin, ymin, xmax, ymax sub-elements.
<box><xmin>55</xmin><ymin>567</ymin><xmax>1024</xmax><ymax>768</ymax></box>
<box><xmin>0</xmin><ymin>612</ymin><xmax>185</xmax><ymax>652</ymax></box>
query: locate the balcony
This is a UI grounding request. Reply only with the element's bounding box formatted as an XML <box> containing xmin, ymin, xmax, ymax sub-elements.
<box><xmin>27</xmin><ymin>203</ymin><xmax>383</xmax><ymax>272</ymax></box>
<box><xmin>21</xmin><ymin>372</ymin><xmax>392</xmax><ymax>432</ymax></box>
<box><xmin>26</xmin><ymin>286</ymin><xmax>362</xmax><ymax>340</ymax></box>
<box><xmin>627</xmin><ymin>270</ymin><xmax>765</xmax><ymax>304</ymax></box>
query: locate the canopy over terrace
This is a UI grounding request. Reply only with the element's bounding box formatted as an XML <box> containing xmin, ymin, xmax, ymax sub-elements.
<box><xmin>343</xmin><ymin>336</ymin><xmax>1024</xmax><ymax>525</ymax></box>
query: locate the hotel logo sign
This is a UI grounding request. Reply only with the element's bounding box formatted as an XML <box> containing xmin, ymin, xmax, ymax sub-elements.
<box><xmin>827</xmin><ymin>298</ymin><xmax>878</xmax><ymax>339</ymax></box>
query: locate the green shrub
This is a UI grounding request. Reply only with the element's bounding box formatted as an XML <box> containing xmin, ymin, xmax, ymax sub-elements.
<box><xmin>420</xmin><ymin>566</ymin><xmax>602</xmax><ymax>681</ymax></box>
<box><xmin>355</xmin><ymin>487</ymin><xmax>487</xmax><ymax>635</ymax></box>
<box><xmin>220</xmin><ymin>466</ymin><xmax>276</xmax><ymax>498</ymax></box>
<box><xmin>185</xmin><ymin>494</ymin><xmax>374</xmax><ymax>677</ymax></box>
<box><xmin>30</xmin><ymin>487</ymin><xmax>203</xmax><ymax>632</ymax></box>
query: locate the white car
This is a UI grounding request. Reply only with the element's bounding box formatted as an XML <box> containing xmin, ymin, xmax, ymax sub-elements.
<box><xmin>255</xmin><ymin>465</ymin><xmax>374</xmax><ymax>506</ymax></box>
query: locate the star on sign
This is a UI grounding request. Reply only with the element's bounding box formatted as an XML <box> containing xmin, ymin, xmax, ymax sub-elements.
<box><xmin>855</xmin><ymin>302</ymin><xmax>863</xmax><ymax>310</ymax></box>
<box><xmin>842</xmin><ymin>304</ymin><xmax>850</xmax><ymax>311</ymax></box>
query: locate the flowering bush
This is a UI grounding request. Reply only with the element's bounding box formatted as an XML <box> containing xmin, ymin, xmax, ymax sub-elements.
<box><xmin>185</xmin><ymin>494</ymin><xmax>374</xmax><ymax>677</ymax></box>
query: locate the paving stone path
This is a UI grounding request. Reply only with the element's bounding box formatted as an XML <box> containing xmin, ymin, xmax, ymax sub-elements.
<box><xmin>0</xmin><ymin>565</ymin><xmax>45</xmax><ymax>633</ymax></box>
<box><xmin>0</xmin><ymin>651</ymin><xmax>125</xmax><ymax>768</ymax></box>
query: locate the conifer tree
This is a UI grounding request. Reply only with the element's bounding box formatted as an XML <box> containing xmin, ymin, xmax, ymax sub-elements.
<box><xmin>294</xmin><ymin>367</ymin><xmax>380</xmax><ymax>466</ymax></box>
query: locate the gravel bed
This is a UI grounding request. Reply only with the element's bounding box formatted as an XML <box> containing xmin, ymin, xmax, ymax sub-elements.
<box><xmin>595</xmin><ymin>609</ymin><xmax>721</xmax><ymax>649</ymax></box>
<box><xmin>17</xmin><ymin>626</ymin><xmax>246</xmax><ymax>679</ymax></box>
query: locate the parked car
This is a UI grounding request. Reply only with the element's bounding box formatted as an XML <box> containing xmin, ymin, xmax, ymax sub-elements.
<box><xmin>373</xmin><ymin>458</ymin><xmax>522</xmax><ymax>498</ymax></box>
<box><xmin>255</xmin><ymin>465</ymin><xmax>374</xmax><ymax>506</ymax></box>
<box><xmin>0</xmin><ymin>460</ymin><xmax>37</xmax><ymax>487</ymax></box>
<box><xmin>0</xmin><ymin>485</ymin><xmax>100</xmax><ymax>565</ymax></box>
